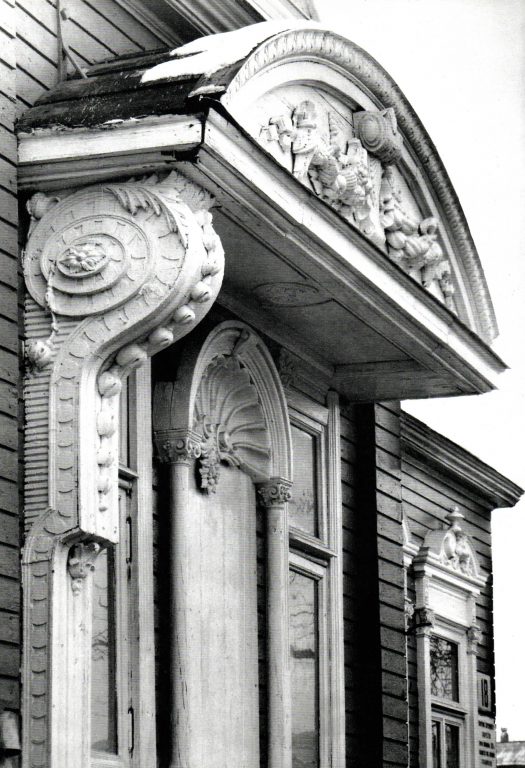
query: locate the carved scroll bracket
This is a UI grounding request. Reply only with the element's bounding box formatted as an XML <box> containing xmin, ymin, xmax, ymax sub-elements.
<box><xmin>22</xmin><ymin>169</ymin><xmax>225</xmax><ymax>768</ymax></box>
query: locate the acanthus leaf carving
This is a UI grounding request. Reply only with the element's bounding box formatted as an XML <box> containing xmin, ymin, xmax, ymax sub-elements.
<box><xmin>22</xmin><ymin>169</ymin><xmax>225</xmax><ymax>766</ymax></box>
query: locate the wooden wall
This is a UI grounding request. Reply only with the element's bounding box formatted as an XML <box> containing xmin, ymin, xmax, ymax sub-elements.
<box><xmin>0</xmin><ymin>0</ymin><xmax>21</xmax><ymax>722</ymax></box>
<box><xmin>344</xmin><ymin>401</ymin><xmax>409</xmax><ymax>768</ymax></box>
<box><xmin>15</xmin><ymin>0</ymin><xmax>168</xmax><ymax>116</ymax></box>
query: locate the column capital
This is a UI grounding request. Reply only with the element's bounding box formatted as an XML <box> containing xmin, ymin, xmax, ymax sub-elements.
<box><xmin>467</xmin><ymin>624</ymin><xmax>482</xmax><ymax>655</ymax></box>
<box><xmin>257</xmin><ymin>478</ymin><xmax>292</xmax><ymax>508</ymax></box>
<box><xmin>412</xmin><ymin>606</ymin><xmax>435</xmax><ymax>636</ymax></box>
<box><xmin>155</xmin><ymin>429</ymin><xmax>202</xmax><ymax>465</ymax></box>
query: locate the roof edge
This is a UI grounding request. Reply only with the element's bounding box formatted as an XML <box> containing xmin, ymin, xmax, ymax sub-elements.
<box><xmin>401</xmin><ymin>411</ymin><xmax>523</xmax><ymax>509</ymax></box>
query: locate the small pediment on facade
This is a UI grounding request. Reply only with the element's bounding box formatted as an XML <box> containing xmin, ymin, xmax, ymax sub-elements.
<box><xmin>414</xmin><ymin>507</ymin><xmax>485</xmax><ymax>588</ymax></box>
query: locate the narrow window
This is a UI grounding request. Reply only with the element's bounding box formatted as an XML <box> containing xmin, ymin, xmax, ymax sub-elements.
<box><xmin>430</xmin><ymin>636</ymin><xmax>459</xmax><ymax>702</ymax></box>
<box><xmin>289</xmin><ymin>569</ymin><xmax>319</xmax><ymax>768</ymax></box>
<box><xmin>91</xmin><ymin>546</ymin><xmax>118</xmax><ymax>754</ymax></box>
<box><xmin>289</xmin><ymin>425</ymin><xmax>318</xmax><ymax>536</ymax></box>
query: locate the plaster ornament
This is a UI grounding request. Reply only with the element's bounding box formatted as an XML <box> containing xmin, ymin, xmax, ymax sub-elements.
<box><xmin>58</xmin><ymin>239</ymin><xmax>108</xmax><ymax>277</ymax></box>
<box><xmin>67</xmin><ymin>541</ymin><xmax>101</xmax><ymax>595</ymax></box>
<box><xmin>194</xmin><ymin>354</ymin><xmax>271</xmax><ymax>492</ymax></box>
<box><xmin>278</xmin><ymin>348</ymin><xmax>297</xmax><ymax>389</ymax></box>
<box><xmin>380</xmin><ymin>168</ymin><xmax>450</xmax><ymax>290</ymax></box>
<box><xmin>412</xmin><ymin>606</ymin><xmax>435</xmax><ymax>630</ymax></box>
<box><xmin>440</xmin><ymin>507</ymin><xmax>474</xmax><ymax>576</ymax></box>
<box><xmin>263</xmin><ymin>100</ymin><xmax>383</xmax><ymax>244</ymax></box>
<box><xmin>253</xmin><ymin>281</ymin><xmax>324</xmax><ymax>307</ymax></box>
<box><xmin>257</xmin><ymin>479</ymin><xmax>293</xmax><ymax>508</ymax></box>
<box><xmin>467</xmin><ymin>624</ymin><xmax>483</xmax><ymax>655</ymax></box>
<box><xmin>157</xmin><ymin>431</ymin><xmax>203</xmax><ymax>464</ymax></box>
<box><xmin>24</xmin><ymin>338</ymin><xmax>54</xmax><ymax>370</ymax></box>
<box><xmin>26</xmin><ymin>191</ymin><xmax>60</xmax><ymax>235</ymax></box>
<box><xmin>354</xmin><ymin>108</ymin><xmax>403</xmax><ymax>164</ymax></box>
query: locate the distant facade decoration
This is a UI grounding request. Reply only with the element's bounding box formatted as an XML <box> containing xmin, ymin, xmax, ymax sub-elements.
<box><xmin>0</xmin><ymin>3</ymin><xmax>521</xmax><ymax>768</ymax></box>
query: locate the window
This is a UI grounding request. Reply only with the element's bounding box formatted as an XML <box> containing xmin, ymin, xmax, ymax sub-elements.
<box><xmin>287</xmin><ymin>391</ymin><xmax>344</xmax><ymax>768</ymax></box>
<box><xmin>432</xmin><ymin>717</ymin><xmax>462</xmax><ymax>768</ymax></box>
<box><xmin>430</xmin><ymin>636</ymin><xmax>459</xmax><ymax>702</ymax></box>
<box><xmin>410</xmin><ymin>507</ymin><xmax>488</xmax><ymax>768</ymax></box>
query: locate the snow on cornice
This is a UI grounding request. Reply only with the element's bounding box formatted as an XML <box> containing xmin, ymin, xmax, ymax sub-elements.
<box><xmin>141</xmin><ymin>21</ymin><xmax>323</xmax><ymax>83</ymax></box>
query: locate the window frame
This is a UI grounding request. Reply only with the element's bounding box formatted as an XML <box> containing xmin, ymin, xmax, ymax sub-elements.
<box><xmin>286</xmin><ymin>389</ymin><xmax>345</xmax><ymax>768</ymax></box>
<box><xmin>91</xmin><ymin>365</ymin><xmax>157</xmax><ymax>768</ymax></box>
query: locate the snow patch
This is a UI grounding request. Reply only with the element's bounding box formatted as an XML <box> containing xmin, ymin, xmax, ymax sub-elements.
<box><xmin>141</xmin><ymin>21</ymin><xmax>323</xmax><ymax>84</ymax></box>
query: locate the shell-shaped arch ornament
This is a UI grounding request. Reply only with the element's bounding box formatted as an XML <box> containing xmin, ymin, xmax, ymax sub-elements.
<box><xmin>194</xmin><ymin>354</ymin><xmax>272</xmax><ymax>491</ymax></box>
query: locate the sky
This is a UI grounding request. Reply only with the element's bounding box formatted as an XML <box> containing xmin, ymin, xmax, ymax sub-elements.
<box><xmin>320</xmin><ymin>0</ymin><xmax>525</xmax><ymax>741</ymax></box>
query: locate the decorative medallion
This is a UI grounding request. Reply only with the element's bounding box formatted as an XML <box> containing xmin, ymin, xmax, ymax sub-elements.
<box><xmin>253</xmin><ymin>281</ymin><xmax>325</xmax><ymax>307</ymax></box>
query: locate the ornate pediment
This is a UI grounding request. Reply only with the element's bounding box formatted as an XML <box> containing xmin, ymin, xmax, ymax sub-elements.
<box><xmin>415</xmin><ymin>506</ymin><xmax>485</xmax><ymax>585</ymax></box>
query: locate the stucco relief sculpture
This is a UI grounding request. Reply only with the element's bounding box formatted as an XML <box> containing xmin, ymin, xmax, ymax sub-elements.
<box><xmin>21</xmin><ymin>170</ymin><xmax>225</xmax><ymax>768</ymax></box>
<box><xmin>264</xmin><ymin>100</ymin><xmax>383</xmax><ymax>245</ymax></box>
<box><xmin>262</xmin><ymin>102</ymin><xmax>455</xmax><ymax>309</ymax></box>
<box><xmin>440</xmin><ymin>507</ymin><xmax>475</xmax><ymax>577</ymax></box>
<box><xmin>194</xmin><ymin>353</ymin><xmax>271</xmax><ymax>492</ymax></box>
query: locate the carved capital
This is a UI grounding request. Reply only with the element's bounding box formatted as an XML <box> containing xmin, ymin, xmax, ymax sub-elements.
<box><xmin>257</xmin><ymin>478</ymin><xmax>292</xmax><ymax>508</ymax></box>
<box><xmin>67</xmin><ymin>541</ymin><xmax>102</xmax><ymax>595</ymax></box>
<box><xmin>467</xmin><ymin>624</ymin><xmax>483</xmax><ymax>655</ymax></box>
<box><xmin>412</xmin><ymin>606</ymin><xmax>435</xmax><ymax>634</ymax></box>
<box><xmin>155</xmin><ymin>429</ymin><xmax>202</xmax><ymax>465</ymax></box>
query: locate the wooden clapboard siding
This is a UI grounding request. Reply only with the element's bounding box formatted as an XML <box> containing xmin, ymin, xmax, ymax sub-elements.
<box><xmin>15</xmin><ymin>0</ymin><xmax>169</xmax><ymax>116</ymax></box>
<box><xmin>398</xmin><ymin>411</ymin><xmax>521</xmax><ymax>765</ymax></box>
<box><xmin>374</xmin><ymin>403</ymin><xmax>408</xmax><ymax>768</ymax></box>
<box><xmin>0</xmin><ymin>0</ymin><xmax>20</xmax><ymax>717</ymax></box>
<box><xmin>342</xmin><ymin>401</ymin><xmax>408</xmax><ymax>768</ymax></box>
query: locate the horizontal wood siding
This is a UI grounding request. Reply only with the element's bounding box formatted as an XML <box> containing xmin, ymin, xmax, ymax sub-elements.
<box><xmin>0</xmin><ymin>0</ymin><xmax>21</xmax><ymax>719</ymax></box>
<box><xmin>374</xmin><ymin>403</ymin><xmax>408</xmax><ymax>768</ymax></box>
<box><xmin>343</xmin><ymin>401</ymin><xmax>408</xmax><ymax>768</ymax></box>
<box><xmin>15</xmin><ymin>0</ymin><xmax>167</xmax><ymax>116</ymax></box>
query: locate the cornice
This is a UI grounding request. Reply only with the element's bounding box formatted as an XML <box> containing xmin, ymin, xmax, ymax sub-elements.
<box><xmin>400</xmin><ymin>411</ymin><xmax>523</xmax><ymax>509</ymax></box>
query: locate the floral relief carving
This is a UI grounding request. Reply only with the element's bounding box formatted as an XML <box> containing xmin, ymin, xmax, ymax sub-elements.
<box><xmin>263</xmin><ymin>100</ymin><xmax>383</xmax><ymax>245</ymax></box>
<box><xmin>262</xmin><ymin>96</ymin><xmax>456</xmax><ymax>310</ymax></box>
<box><xmin>194</xmin><ymin>351</ymin><xmax>271</xmax><ymax>492</ymax></box>
<box><xmin>58</xmin><ymin>239</ymin><xmax>109</xmax><ymax>276</ymax></box>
